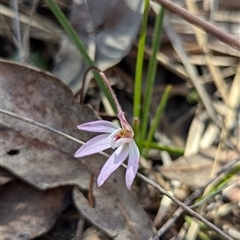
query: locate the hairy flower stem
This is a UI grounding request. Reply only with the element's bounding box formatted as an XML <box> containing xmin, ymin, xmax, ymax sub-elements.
<box><xmin>80</xmin><ymin>66</ymin><xmax>122</xmax><ymax>113</ymax></box>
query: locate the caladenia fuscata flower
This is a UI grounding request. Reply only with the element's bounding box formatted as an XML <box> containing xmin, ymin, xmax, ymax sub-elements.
<box><xmin>74</xmin><ymin>67</ymin><xmax>140</xmax><ymax>189</ymax></box>
<box><xmin>74</xmin><ymin>111</ymin><xmax>140</xmax><ymax>189</ymax></box>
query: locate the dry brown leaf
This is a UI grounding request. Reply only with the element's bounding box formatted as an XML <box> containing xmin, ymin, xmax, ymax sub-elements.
<box><xmin>0</xmin><ymin>60</ymin><xmax>154</xmax><ymax>238</ymax></box>
<box><xmin>74</xmin><ymin>187</ymin><xmax>154</xmax><ymax>240</ymax></box>
<box><xmin>0</xmin><ymin>59</ymin><xmax>96</xmax><ymax>190</ymax></box>
<box><xmin>0</xmin><ymin>180</ymin><xmax>70</xmax><ymax>240</ymax></box>
<box><xmin>54</xmin><ymin>0</ymin><xmax>144</xmax><ymax>93</ymax></box>
<box><xmin>159</xmin><ymin>147</ymin><xmax>238</xmax><ymax>189</ymax></box>
<box><xmin>1</xmin><ymin>125</ymin><xmax>90</xmax><ymax>189</ymax></box>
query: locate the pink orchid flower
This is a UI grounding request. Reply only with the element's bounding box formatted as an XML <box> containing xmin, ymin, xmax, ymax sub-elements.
<box><xmin>74</xmin><ymin>112</ymin><xmax>140</xmax><ymax>189</ymax></box>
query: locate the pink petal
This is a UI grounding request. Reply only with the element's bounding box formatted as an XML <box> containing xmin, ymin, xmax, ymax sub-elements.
<box><xmin>125</xmin><ymin>141</ymin><xmax>140</xmax><ymax>189</ymax></box>
<box><xmin>97</xmin><ymin>144</ymin><xmax>129</xmax><ymax>187</ymax></box>
<box><xmin>77</xmin><ymin>120</ymin><xmax>119</xmax><ymax>133</ymax></box>
<box><xmin>74</xmin><ymin>134</ymin><xmax>111</xmax><ymax>158</ymax></box>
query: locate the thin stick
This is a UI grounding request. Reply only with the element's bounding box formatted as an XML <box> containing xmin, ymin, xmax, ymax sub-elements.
<box><xmin>144</xmin><ymin>172</ymin><xmax>235</xmax><ymax>240</ymax></box>
<box><xmin>154</xmin><ymin>0</ymin><xmax>240</xmax><ymax>50</ymax></box>
<box><xmin>0</xmin><ymin>108</ymin><xmax>234</xmax><ymax>240</ymax></box>
<box><xmin>0</xmin><ymin>109</ymin><xmax>85</xmax><ymax>147</ymax></box>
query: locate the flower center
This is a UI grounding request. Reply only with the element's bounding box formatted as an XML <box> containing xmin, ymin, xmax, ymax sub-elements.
<box><xmin>115</xmin><ymin>129</ymin><xmax>132</xmax><ymax>140</ymax></box>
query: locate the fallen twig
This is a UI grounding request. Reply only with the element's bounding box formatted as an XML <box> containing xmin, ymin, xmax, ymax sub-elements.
<box><xmin>154</xmin><ymin>0</ymin><xmax>240</xmax><ymax>50</ymax></box>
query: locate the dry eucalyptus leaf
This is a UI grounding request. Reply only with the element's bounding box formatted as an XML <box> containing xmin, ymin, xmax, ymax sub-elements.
<box><xmin>0</xmin><ymin>168</ymin><xmax>14</xmax><ymax>186</ymax></box>
<box><xmin>74</xmin><ymin>187</ymin><xmax>154</xmax><ymax>240</ymax></box>
<box><xmin>54</xmin><ymin>0</ymin><xmax>144</xmax><ymax>93</ymax></box>
<box><xmin>0</xmin><ymin>60</ymin><xmax>130</xmax><ymax>191</ymax></box>
<box><xmin>159</xmin><ymin>147</ymin><xmax>237</xmax><ymax>189</ymax></box>
<box><xmin>0</xmin><ymin>60</ymin><xmax>154</xmax><ymax>237</ymax></box>
<box><xmin>0</xmin><ymin>180</ymin><xmax>70</xmax><ymax>240</ymax></box>
<box><xmin>0</xmin><ymin>59</ymin><xmax>96</xmax><ymax>190</ymax></box>
<box><xmin>1</xmin><ymin>125</ymin><xmax>90</xmax><ymax>189</ymax></box>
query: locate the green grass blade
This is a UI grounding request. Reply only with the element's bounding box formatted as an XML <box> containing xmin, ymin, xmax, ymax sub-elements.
<box><xmin>145</xmin><ymin>85</ymin><xmax>172</xmax><ymax>153</ymax></box>
<box><xmin>141</xmin><ymin>7</ymin><xmax>165</xmax><ymax>142</ymax></box>
<box><xmin>133</xmin><ymin>0</ymin><xmax>150</xmax><ymax>136</ymax></box>
<box><xmin>44</xmin><ymin>0</ymin><xmax>117</xmax><ymax>112</ymax></box>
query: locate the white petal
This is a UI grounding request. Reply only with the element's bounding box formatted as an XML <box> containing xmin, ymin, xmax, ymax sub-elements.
<box><xmin>97</xmin><ymin>144</ymin><xmax>129</xmax><ymax>187</ymax></box>
<box><xmin>77</xmin><ymin>120</ymin><xmax>120</xmax><ymax>133</ymax></box>
<box><xmin>114</xmin><ymin>138</ymin><xmax>132</xmax><ymax>148</ymax></box>
<box><xmin>74</xmin><ymin>134</ymin><xmax>111</xmax><ymax>157</ymax></box>
<box><xmin>125</xmin><ymin>141</ymin><xmax>140</xmax><ymax>189</ymax></box>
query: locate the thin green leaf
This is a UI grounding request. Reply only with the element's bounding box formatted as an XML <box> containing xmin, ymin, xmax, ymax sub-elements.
<box><xmin>133</xmin><ymin>0</ymin><xmax>150</xmax><ymax>137</ymax></box>
<box><xmin>141</xmin><ymin>7</ymin><xmax>165</xmax><ymax>142</ymax></box>
<box><xmin>145</xmin><ymin>85</ymin><xmax>172</xmax><ymax>154</ymax></box>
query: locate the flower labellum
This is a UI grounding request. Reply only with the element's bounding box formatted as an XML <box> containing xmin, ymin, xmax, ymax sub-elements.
<box><xmin>74</xmin><ymin>112</ymin><xmax>140</xmax><ymax>189</ymax></box>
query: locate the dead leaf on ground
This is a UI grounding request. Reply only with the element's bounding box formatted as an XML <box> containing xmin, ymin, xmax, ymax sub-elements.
<box><xmin>1</xmin><ymin>125</ymin><xmax>90</xmax><ymax>189</ymax></box>
<box><xmin>74</xmin><ymin>186</ymin><xmax>154</xmax><ymax>240</ymax></box>
<box><xmin>54</xmin><ymin>0</ymin><xmax>144</xmax><ymax>93</ymax></box>
<box><xmin>0</xmin><ymin>180</ymin><xmax>71</xmax><ymax>240</ymax></box>
<box><xmin>0</xmin><ymin>60</ymin><xmax>154</xmax><ymax>239</ymax></box>
<box><xmin>159</xmin><ymin>147</ymin><xmax>239</xmax><ymax>189</ymax></box>
<box><xmin>0</xmin><ymin>59</ymin><xmax>95</xmax><ymax>190</ymax></box>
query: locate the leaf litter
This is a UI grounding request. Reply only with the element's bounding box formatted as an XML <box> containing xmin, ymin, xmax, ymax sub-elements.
<box><xmin>1</xmin><ymin>0</ymin><xmax>239</xmax><ymax>239</ymax></box>
<box><xmin>159</xmin><ymin>147</ymin><xmax>239</xmax><ymax>190</ymax></box>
